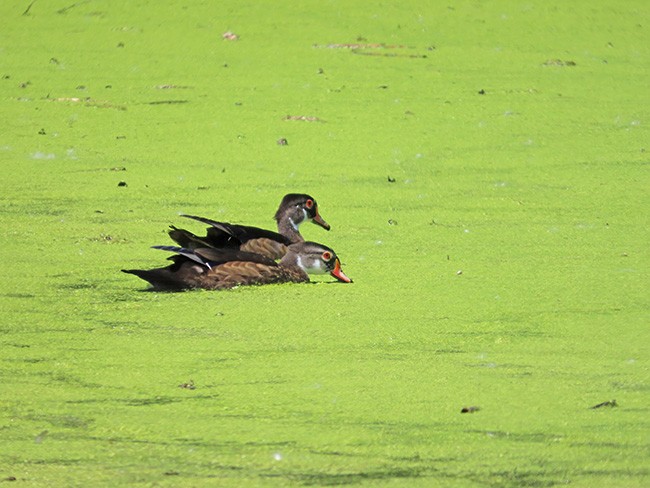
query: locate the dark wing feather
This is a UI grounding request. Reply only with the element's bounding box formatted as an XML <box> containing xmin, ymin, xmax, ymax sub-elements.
<box><xmin>193</xmin><ymin>247</ymin><xmax>278</xmax><ymax>266</ymax></box>
<box><xmin>181</xmin><ymin>214</ymin><xmax>291</xmax><ymax>248</ymax></box>
<box><xmin>152</xmin><ymin>245</ymin><xmax>211</xmax><ymax>267</ymax></box>
<box><xmin>151</xmin><ymin>245</ymin><xmax>277</xmax><ymax>268</ymax></box>
<box><xmin>168</xmin><ymin>226</ymin><xmax>214</xmax><ymax>250</ymax></box>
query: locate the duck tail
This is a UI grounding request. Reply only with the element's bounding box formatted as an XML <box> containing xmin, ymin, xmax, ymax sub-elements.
<box><xmin>121</xmin><ymin>268</ymin><xmax>188</xmax><ymax>291</ymax></box>
<box><xmin>168</xmin><ymin>226</ymin><xmax>206</xmax><ymax>249</ymax></box>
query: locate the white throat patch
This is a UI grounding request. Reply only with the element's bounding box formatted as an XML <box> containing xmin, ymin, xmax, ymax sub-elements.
<box><xmin>295</xmin><ymin>255</ymin><xmax>327</xmax><ymax>274</ymax></box>
<box><xmin>289</xmin><ymin>217</ymin><xmax>299</xmax><ymax>231</ymax></box>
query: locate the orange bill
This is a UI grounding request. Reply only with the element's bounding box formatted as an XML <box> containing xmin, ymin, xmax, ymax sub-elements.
<box><xmin>330</xmin><ymin>258</ymin><xmax>352</xmax><ymax>283</ymax></box>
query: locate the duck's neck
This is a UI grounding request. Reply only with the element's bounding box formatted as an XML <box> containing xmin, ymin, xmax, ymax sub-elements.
<box><xmin>276</xmin><ymin>215</ymin><xmax>305</xmax><ymax>243</ymax></box>
<box><xmin>279</xmin><ymin>252</ymin><xmax>309</xmax><ymax>281</ymax></box>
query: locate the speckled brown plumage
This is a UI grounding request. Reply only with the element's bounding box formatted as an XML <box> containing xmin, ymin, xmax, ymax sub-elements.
<box><xmin>199</xmin><ymin>261</ymin><xmax>308</xmax><ymax>289</ymax></box>
<box><xmin>239</xmin><ymin>238</ymin><xmax>288</xmax><ymax>260</ymax></box>
<box><xmin>124</xmin><ymin>259</ymin><xmax>308</xmax><ymax>291</ymax></box>
<box><xmin>122</xmin><ymin>242</ymin><xmax>351</xmax><ymax>291</ymax></box>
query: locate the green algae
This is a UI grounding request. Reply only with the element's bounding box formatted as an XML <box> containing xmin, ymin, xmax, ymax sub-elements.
<box><xmin>1</xmin><ymin>0</ymin><xmax>649</xmax><ymax>486</ymax></box>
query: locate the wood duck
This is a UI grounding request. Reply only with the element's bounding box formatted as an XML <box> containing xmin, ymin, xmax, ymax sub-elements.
<box><xmin>122</xmin><ymin>241</ymin><xmax>352</xmax><ymax>291</ymax></box>
<box><xmin>168</xmin><ymin>194</ymin><xmax>330</xmax><ymax>260</ymax></box>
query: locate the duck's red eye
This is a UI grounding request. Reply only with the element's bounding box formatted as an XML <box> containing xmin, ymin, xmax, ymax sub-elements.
<box><xmin>305</xmin><ymin>199</ymin><xmax>314</xmax><ymax>209</ymax></box>
<box><xmin>321</xmin><ymin>251</ymin><xmax>332</xmax><ymax>261</ymax></box>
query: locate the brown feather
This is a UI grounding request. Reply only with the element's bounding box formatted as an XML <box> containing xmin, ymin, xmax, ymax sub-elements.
<box><xmin>240</xmin><ymin>238</ymin><xmax>288</xmax><ymax>260</ymax></box>
<box><xmin>199</xmin><ymin>261</ymin><xmax>308</xmax><ymax>289</ymax></box>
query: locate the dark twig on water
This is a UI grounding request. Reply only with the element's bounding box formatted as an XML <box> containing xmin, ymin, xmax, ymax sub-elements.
<box><xmin>57</xmin><ymin>0</ymin><xmax>91</xmax><ymax>14</ymax></box>
<box><xmin>22</xmin><ymin>0</ymin><xmax>37</xmax><ymax>16</ymax></box>
<box><xmin>147</xmin><ymin>100</ymin><xmax>189</xmax><ymax>105</ymax></box>
<box><xmin>590</xmin><ymin>399</ymin><xmax>617</xmax><ymax>409</ymax></box>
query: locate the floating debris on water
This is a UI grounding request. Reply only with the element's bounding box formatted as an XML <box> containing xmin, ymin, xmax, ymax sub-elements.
<box><xmin>590</xmin><ymin>399</ymin><xmax>617</xmax><ymax>409</ymax></box>
<box><xmin>461</xmin><ymin>406</ymin><xmax>480</xmax><ymax>413</ymax></box>
<box><xmin>179</xmin><ymin>380</ymin><xmax>196</xmax><ymax>390</ymax></box>
<box><xmin>222</xmin><ymin>31</ymin><xmax>239</xmax><ymax>41</ymax></box>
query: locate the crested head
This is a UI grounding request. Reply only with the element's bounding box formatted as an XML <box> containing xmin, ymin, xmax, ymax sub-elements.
<box><xmin>282</xmin><ymin>241</ymin><xmax>352</xmax><ymax>283</ymax></box>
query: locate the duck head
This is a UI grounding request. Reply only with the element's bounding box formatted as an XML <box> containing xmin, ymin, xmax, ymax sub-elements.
<box><xmin>282</xmin><ymin>242</ymin><xmax>352</xmax><ymax>283</ymax></box>
<box><xmin>275</xmin><ymin>193</ymin><xmax>330</xmax><ymax>232</ymax></box>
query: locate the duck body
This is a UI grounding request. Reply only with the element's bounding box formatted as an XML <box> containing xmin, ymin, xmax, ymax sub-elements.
<box><xmin>168</xmin><ymin>193</ymin><xmax>330</xmax><ymax>260</ymax></box>
<box><xmin>122</xmin><ymin>242</ymin><xmax>351</xmax><ymax>291</ymax></box>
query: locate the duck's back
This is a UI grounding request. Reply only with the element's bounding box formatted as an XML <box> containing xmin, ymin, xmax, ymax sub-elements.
<box><xmin>170</xmin><ymin>219</ymin><xmax>291</xmax><ymax>260</ymax></box>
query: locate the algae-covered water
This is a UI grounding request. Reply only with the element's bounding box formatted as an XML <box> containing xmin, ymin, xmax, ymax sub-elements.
<box><xmin>1</xmin><ymin>1</ymin><xmax>649</xmax><ymax>486</ymax></box>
